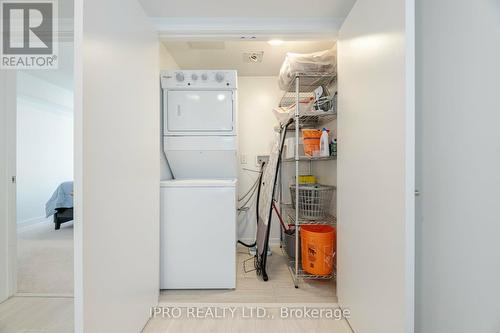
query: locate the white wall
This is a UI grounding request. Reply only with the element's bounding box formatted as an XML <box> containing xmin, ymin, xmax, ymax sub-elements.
<box><xmin>159</xmin><ymin>43</ymin><xmax>179</xmax><ymax>71</ymax></box>
<box><xmin>159</xmin><ymin>43</ymin><xmax>179</xmax><ymax>180</ymax></box>
<box><xmin>337</xmin><ymin>0</ymin><xmax>413</xmax><ymax>331</ymax></box>
<box><xmin>74</xmin><ymin>0</ymin><xmax>160</xmax><ymax>331</ymax></box>
<box><xmin>0</xmin><ymin>73</ymin><xmax>9</xmax><ymax>303</ymax></box>
<box><xmin>237</xmin><ymin>77</ymin><xmax>282</xmax><ymax>244</ymax></box>
<box><xmin>16</xmin><ymin>73</ymin><xmax>73</xmax><ymax>226</ymax></box>
<box><xmin>416</xmin><ymin>1</ymin><xmax>500</xmax><ymax>332</ymax></box>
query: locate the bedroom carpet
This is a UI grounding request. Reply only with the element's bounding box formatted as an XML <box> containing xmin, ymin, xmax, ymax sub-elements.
<box><xmin>17</xmin><ymin>219</ymin><xmax>73</xmax><ymax>295</ymax></box>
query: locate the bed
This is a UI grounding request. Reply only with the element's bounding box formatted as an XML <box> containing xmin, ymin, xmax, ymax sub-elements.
<box><xmin>45</xmin><ymin>181</ymin><xmax>74</xmax><ymax>230</ymax></box>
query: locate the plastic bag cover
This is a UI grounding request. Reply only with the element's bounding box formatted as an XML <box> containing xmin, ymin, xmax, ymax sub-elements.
<box><xmin>278</xmin><ymin>48</ymin><xmax>337</xmax><ymax>90</ymax></box>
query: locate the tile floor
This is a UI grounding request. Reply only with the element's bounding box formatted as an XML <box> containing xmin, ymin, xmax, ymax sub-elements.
<box><xmin>159</xmin><ymin>245</ymin><xmax>337</xmax><ymax>305</ymax></box>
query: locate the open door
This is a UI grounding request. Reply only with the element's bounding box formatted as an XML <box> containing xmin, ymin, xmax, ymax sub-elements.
<box><xmin>336</xmin><ymin>0</ymin><xmax>414</xmax><ymax>332</ymax></box>
<box><xmin>74</xmin><ymin>0</ymin><xmax>160</xmax><ymax>332</ymax></box>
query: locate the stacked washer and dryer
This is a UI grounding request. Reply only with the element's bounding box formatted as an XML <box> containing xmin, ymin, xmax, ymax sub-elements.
<box><xmin>160</xmin><ymin>70</ymin><xmax>238</xmax><ymax>289</ymax></box>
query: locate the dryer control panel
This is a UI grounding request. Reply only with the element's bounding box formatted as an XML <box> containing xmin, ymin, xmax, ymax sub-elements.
<box><xmin>161</xmin><ymin>70</ymin><xmax>237</xmax><ymax>90</ymax></box>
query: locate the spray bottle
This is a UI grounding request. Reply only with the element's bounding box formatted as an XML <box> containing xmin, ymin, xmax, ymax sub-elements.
<box><xmin>320</xmin><ymin>128</ymin><xmax>329</xmax><ymax>157</ymax></box>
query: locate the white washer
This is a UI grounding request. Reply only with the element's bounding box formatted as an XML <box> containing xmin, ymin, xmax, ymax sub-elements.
<box><xmin>160</xmin><ymin>179</ymin><xmax>236</xmax><ymax>289</ymax></box>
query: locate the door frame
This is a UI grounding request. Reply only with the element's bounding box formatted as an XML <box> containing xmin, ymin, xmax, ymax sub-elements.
<box><xmin>59</xmin><ymin>3</ymin><xmax>414</xmax><ymax>332</ymax></box>
<box><xmin>0</xmin><ymin>71</ymin><xmax>17</xmax><ymax>302</ymax></box>
<box><xmin>153</xmin><ymin>17</ymin><xmax>343</xmax><ymax>42</ymax></box>
<box><xmin>404</xmin><ymin>1</ymin><xmax>416</xmax><ymax>331</ymax></box>
<box><xmin>157</xmin><ymin>12</ymin><xmax>415</xmax><ymax>332</ymax></box>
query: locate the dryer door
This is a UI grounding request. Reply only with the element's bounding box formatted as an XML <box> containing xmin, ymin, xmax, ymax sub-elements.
<box><xmin>165</xmin><ymin>90</ymin><xmax>234</xmax><ymax>134</ymax></box>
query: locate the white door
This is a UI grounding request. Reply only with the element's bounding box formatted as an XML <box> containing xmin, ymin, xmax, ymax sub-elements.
<box><xmin>74</xmin><ymin>0</ymin><xmax>160</xmax><ymax>332</ymax></box>
<box><xmin>166</xmin><ymin>90</ymin><xmax>234</xmax><ymax>133</ymax></box>
<box><xmin>337</xmin><ymin>0</ymin><xmax>414</xmax><ymax>332</ymax></box>
<box><xmin>416</xmin><ymin>1</ymin><xmax>500</xmax><ymax>332</ymax></box>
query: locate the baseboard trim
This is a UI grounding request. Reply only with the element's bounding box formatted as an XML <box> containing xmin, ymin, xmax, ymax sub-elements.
<box><xmin>17</xmin><ymin>216</ymin><xmax>47</xmax><ymax>231</ymax></box>
<box><xmin>15</xmin><ymin>292</ymin><xmax>73</xmax><ymax>298</ymax></box>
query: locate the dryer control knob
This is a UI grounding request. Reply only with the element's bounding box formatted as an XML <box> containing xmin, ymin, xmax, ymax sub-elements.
<box><xmin>201</xmin><ymin>73</ymin><xmax>208</xmax><ymax>81</ymax></box>
<box><xmin>175</xmin><ymin>72</ymin><xmax>185</xmax><ymax>82</ymax></box>
<box><xmin>215</xmin><ymin>72</ymin><xmax>225</xmax><ymax>82</ymax></box>
<box><xmin>191</xmin><ymin>73</ymin><xmax>198</xmax><ymax>81</ymax></box>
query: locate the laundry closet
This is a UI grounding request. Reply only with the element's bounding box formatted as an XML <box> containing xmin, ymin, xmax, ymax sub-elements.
<box><xmin>75</xmin><ymin>1</ymin><xmax>414</xmax><ymax>331</ymax></box>
<box><xmin>159</xmin><ymin>40</ymin><xmax>339</xmax><ymax>302</ymax></box>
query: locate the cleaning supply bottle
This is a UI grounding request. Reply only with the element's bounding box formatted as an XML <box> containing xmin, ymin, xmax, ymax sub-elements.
<box><xmin>332</xmin><ymin>138</ymin><xmax>337</xmax><ymax>157</ymax></box>
<box><xmin>320</xmin><ymin>128</ymin><xmax>329</xmax><ymax>157</ymax></box>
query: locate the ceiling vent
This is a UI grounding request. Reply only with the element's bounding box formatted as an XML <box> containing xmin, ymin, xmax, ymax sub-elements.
<box><xmin>187</xmin><ymin>42</ymin><xmax>226</xmax><ymax>50</ymax></box>
<box><xmin>240</xmin><ymin>36</ymin><xmax>257</xmax><ymax>40</ymax></box>
<box><xmin>243</xmin><ymin>51</ymin><xmax>264</xmax><ymax>63</ymax></box>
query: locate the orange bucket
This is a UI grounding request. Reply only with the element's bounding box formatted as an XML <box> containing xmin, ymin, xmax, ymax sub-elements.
<box><xmin>300</xmin><ymin>225</ymin><xmax>336</xmax><ymax>276</ymax></box>
<box><xmin>301</xmin><ymin>129</ymin><xmax>322</xmax><ymax>156</ymax></box>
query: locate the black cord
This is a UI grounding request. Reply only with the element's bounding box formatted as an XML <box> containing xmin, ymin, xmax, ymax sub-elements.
<box><xmin>238</xmin><ymin>240</ymin><xmax>256</xmax><ymax>248</ymax></box>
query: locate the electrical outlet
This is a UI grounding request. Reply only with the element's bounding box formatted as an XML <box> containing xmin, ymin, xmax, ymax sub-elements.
<box><xmin>240</xmin><ymin>154</ymin><xmax>247</xmax><ymax>164</ymax></box>
<box><xmin>256</xmin><ymin>155</ymin><xmax>269</xmax><ymax>166</ymax></box>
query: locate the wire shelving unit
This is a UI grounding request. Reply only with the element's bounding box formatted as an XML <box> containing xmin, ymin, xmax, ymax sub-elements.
<box><xmin>277</xmin><ymin>73</ymin><xmax>338</xmax><ymax>288</ymax></box>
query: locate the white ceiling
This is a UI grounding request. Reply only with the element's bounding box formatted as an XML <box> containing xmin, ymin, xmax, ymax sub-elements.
<box><xmin>139</xmin><ymin>0</ymin><xmax>355</xmax><ymax>18</ymax></box>
<box><xmin>163</xmin><ymin>40</ymin><xmax>336</xmax><ymax>76</ymax></box>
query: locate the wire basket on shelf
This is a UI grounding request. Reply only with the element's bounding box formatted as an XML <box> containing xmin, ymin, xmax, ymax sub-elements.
<box><xmin>290</xmin><ymin>184</ymin><xmax>335</xmax><ymax>220</ymax></box>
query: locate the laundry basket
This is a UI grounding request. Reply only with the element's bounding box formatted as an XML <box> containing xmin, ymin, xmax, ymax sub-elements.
<box><xmin>290</xmin><ymin>184</ymin><xmax>335</xmax><ymax>219</ymax></box>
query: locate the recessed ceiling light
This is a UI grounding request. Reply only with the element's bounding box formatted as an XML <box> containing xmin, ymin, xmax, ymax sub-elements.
<box><xmin>268</xmin><ymin>39</ymin><xmax>284</xmax><ymax>46</ymax></box>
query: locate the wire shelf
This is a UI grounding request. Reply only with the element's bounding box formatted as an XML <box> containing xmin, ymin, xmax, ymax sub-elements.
<box><xmin>287</xmin><ymin>112</ymin><xmax>338</xmax><ymax>130</ymax></box>
<box><xmin>273</xmin><ymin>109</ymin><xmax>337</xmax><ymax>133</ymax></box>
<box><xmin>280</xmin><ymin>74</ymin><xmax>336</xmax><ymax>106</ymax></box>
<box><xmin>284</xmin><ymin>204</ymin><xmax>337</xmax><ymax>226</ymax></box>
<box><xmin>283</xmin><ymin>155</ymin><xmax>337</xmax><ymax>162</ymax></box>
<box><xmin>280</xmin><ymin>245</ymin><xmax>335</xmax><ymax>281</ymax></box>
<box><xmin>280</xmin><ymin>239</ymin><xmax>337</xmax><ymax>288</ymax></box>
<box><xmin>275</xmin><ymin>74</ymin><xmax>337</xmax><ymax>131</ymax></box>
<box><xmin>277</xmin><ymin>74</ymin><xmax>337</xmax><ymax>130</ymax></box>
<box><xmin>290</xmin><ymin>261</ymin><xmax>335</xmax><ymax>280</ymax></box>
<box><xmin>281</xmin><ymin>73</ymin><xmax>337</xmax><ymax>94</ymax></box>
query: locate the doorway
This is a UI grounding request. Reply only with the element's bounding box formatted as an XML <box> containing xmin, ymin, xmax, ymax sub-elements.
<box><xmin>0</xmin><ymin>0</ymin><xmax>76</xmax><ymax>329</ymax></box>
<box><xmin>158</xmin><ymin>38</ymin><xmax>339</xmax><ymax>305</ymax></box>
<box><xmin>15</xmin><ymin>42</ymin><xmax>75</xmax><ymax>296</ymax></box>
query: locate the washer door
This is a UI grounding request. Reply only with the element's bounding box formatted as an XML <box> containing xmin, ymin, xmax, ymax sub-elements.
<box><xmin>166</xmin><ymin>90</ymin><xmax>234</xmax><ymax>133</ymax></box>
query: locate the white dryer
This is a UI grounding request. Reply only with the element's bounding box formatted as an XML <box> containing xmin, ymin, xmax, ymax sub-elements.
<box><xmin>161</xmin><ymin>70</ymin><xmax>237</xmax><ymax>179</ymax></box>
<box><xmin>160</xmin><ymin>70</ymin><xmax>237</xmax><ymax>289</ymax></box>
